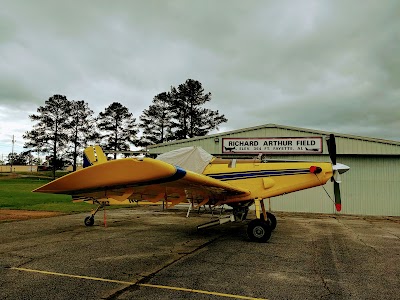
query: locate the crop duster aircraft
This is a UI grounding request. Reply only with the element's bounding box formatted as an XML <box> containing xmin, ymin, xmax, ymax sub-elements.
<box><xmin>33</xmin><ymin>134</ymin><xmax>349</xmax><ymax>242</ymax></box>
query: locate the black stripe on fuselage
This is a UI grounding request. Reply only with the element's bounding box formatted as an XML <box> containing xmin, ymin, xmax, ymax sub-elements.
<box><xmin>207</xmin><ymin>169</ymin><xmax>310</xmax><ymax>181</ymax></box>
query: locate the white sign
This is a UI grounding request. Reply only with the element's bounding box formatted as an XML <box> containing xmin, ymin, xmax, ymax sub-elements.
<box><xmin>222</xmin><ymin>137</ymin><xmax>323</xmax><ymax>154</ymax></box>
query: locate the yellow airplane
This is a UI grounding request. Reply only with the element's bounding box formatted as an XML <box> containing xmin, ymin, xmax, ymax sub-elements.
<box><xmin>33</xmin><ymin>134</ymin><xmax>349</xmax><ymax>242</ymax></box>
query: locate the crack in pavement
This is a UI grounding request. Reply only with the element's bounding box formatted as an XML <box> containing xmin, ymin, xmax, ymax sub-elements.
<box><xmin>335</xmin><ymin>217</ymin><xmax>382</xmax><ymax>254</ymax></box>
<box><xmin>104</xmin><ymin>235</ymin><xmax>222</xmax><ymax>300</ymax></box>
<box><xmin>311</xmin><ymin>237</ymin><xmax>335</xmax><ymax>298</ymax></box>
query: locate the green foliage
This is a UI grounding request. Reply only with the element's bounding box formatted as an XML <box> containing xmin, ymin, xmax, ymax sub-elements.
<box><xmin>0</xmin><ymin>178</ymin><xmax>92</xmax><ymax>212</ymax></box>
<box><xmin>139</xmin><ymin>79</ymin><xmax>228</xmax><ymax>144</ymax></box>
<box><xmin>23</xmin><ymin>96</ymin><xmax>101</xmax><ymax>174</ymax></box>
<box><xmin>47</xmin><ymin>157</ymin><xmax>69</xmax><ymax>170</ymax></box>
<box><xmin>0</xmin><ymin>177</ymin><xmax>134</xmax><ymax>213</ymax></box>
<box><xmin>97</xmin><ymin>102</ymin><xmax>138</xmax><ymax>159</ymax></box>
<box><xmin>170</xmin><ymin>79</ymin><xmax>227</xmax><ymax>139</ymax></box>
<box><xmin>22</xmin><ymin>79</ymin><xmax>227</xmax><ymax>164</ymax></box>
<box><xmin>24</xmin><ymin>94</ymin><xmax>71</xmax><ymax>152</ymax></box>
<box><xmin>66</xmin><ymin>100</ymin><xmax>99</xmax><ymax>171</ymax></box>
<box><xmin>5</xmin><ymin>151</ymin><xmax>37</xmax><ymax>166</ymax></box>
<box><xmin>23</xmin><ymin>94</ymin><xmax>71</xmax><ymax>178</ymax></box>
<box><xmin>139</xmin><ymin>92</ymin><xmax>173</xmax><ymax>146</ymax></box>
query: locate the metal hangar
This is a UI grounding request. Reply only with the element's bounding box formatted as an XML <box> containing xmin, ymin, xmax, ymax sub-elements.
<box><xmin>147</xmin><ymin>124</ymin><xmax>400</xmax><ymax>217</ymax></box>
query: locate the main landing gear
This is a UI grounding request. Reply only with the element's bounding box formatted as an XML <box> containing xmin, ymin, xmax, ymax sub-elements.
<box><xmin>196</xmin><ymin>199</ymin><xmax>277</xmax><ymax>243</ymax></box>
<box><xmin>247</xmin><ymin>219</ymin><xmax>272</xmax><ymax>243</ymax></box>
<box><xmin>246</xmin><ymin>198</ymin><xmax>276</xmax><ymax>243</ymax></box>
<box><xmin>84</xmin><ymin>200</ymin><xmax>107</xmax><ymax>226</ymax></box>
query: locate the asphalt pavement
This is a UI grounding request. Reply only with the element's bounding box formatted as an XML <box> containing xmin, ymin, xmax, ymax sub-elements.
<box><xmin>1</xmin><ymin>206</ymin><xmax>399</xmax><ymax>300</ymax></box>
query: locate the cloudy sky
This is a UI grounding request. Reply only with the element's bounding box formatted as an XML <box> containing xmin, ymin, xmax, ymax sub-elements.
<box><xmin>1</xmin><ymin>0</ymin><xmax>399</xmax><ymax>156</ymax></box>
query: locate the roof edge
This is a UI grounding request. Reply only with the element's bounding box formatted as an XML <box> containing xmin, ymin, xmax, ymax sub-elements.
<box><xmin>147</xmin><ymin>123</ymin><xmax>400</xmax><ymax>148</ymax></box>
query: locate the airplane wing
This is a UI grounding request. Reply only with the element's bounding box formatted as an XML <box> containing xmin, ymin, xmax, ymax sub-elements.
<box><xmin>33</xmin><ymin>157</ymin><xmax>250</xmax><ymax>205</ymax></box>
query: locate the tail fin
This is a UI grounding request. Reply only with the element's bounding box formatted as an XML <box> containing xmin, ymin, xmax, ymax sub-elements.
<box><xmin>83</xmin><ymin>145</ymin><xmax>108</xmax><ymax>168</ymax></box>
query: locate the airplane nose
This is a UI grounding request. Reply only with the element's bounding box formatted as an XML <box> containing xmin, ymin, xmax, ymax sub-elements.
<box><xmin>332</xmin><ymin>163</ymin><xmax>350</xmax><ymax>174</ymax></box>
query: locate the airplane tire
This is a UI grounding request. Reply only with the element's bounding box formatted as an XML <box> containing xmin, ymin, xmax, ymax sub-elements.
<box><xmin>267</xmin><ymin>212</ymin><xmax>277</xmax><ymax>231</ymax></box>
<box><xmin>84</xmin><ymin>216</ymin><xmax>94</xmax><ymax>226</ymax></box>
<box><xmin>259</xmin><ymin>212</ymin><xmax>277</xmax><ymax>231</ymax></box>
<box><xmin>247</xmin><ymin>219</ymin><xmax>272</xmax><ymax>243</ymax></box>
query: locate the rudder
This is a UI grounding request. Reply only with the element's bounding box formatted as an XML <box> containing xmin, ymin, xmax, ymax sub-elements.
<box><xmin>83</xmin><ymin>145</ymin><xmax>108</xmax><ymax>168</ymax></box>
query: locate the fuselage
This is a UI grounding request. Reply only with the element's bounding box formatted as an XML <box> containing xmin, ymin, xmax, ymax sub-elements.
<box><xmin>203</xmin><ymin>160</ymin><xmax>333</xmax><ymax>203</ymax></box>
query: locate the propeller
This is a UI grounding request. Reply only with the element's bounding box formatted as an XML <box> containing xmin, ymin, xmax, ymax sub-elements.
<box><xmin>327</xmin><ymin>134</ymin><xmax>337</xmax><ymax>165</ymax></box>
<box><xmin>326</xmin><ymin>134</ymin><xmax>350</xmax><ymax>212</ymax></box>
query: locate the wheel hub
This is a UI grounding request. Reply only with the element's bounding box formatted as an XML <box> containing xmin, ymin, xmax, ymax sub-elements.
<box><xmin>253</xmin><ymin>225</ymin><xmax>265</xmax><ymax>238</ymax></box>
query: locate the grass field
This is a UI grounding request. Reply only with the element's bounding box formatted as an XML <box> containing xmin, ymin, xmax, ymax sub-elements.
<box><xmin>0</xmin><ymin>176</ymin><xmax>96</xmax><ymax>212</ymax></box>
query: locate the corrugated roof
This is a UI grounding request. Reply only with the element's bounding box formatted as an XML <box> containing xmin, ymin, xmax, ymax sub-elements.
<box><xmin>148</xmin><ymin>123</ymin><xmax>400</xmax><ymax>148</ymax></box>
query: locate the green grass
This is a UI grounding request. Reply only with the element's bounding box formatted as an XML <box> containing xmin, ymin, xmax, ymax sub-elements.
<box><xmin>0</xmin><ymin>177</ymin><xmax>96</xmax><ymax>212</ymax></box>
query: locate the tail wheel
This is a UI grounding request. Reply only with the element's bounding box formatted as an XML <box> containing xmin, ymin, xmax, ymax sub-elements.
<box><xmin>84</xmin><ymin>216</ymin><xmax>94</xmax><ymax>226</ymax></box>
<box><xmin>247</xmin><ymin>219</ymin><xmax>272</xmax><ymax>243</ymax></box>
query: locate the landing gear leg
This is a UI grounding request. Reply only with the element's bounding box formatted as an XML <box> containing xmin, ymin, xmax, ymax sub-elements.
<box><xmin>259</xmin><ymin>212</ymin><xmax>277</xmax><ymax>231</ymax></box>
<box><xmin>258</xmin><ymin>199</ymin><xmax>277</xmax><ymax>230</ymax></box>
<box><xmin>84</xmin><ymin>201</ymin><xmax>104</xmax><ymax>226</ymax></box>
<box><xmin>232</xmin><ymin>205</ymin><xmax>249</xmax><ymax>221</ymax></box>
<box><xmin>247</xmin><ymin>198</ymin><xmax>272</xmax><ymax>243</ymax></box>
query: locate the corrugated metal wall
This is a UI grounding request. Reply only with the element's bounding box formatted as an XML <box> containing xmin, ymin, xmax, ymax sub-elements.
<box><xmin>338</xmin><ymin>156</ymin><xmax>400</xmax><ymax>216</ymax></box>
<box><xmin>270</xmin><ymin>155</ymin><xmax>400</xmax><ymax>217</ymax></box>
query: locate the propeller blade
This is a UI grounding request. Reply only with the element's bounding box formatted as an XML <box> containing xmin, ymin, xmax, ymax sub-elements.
<box><xmin>326</xmin><ymin>134</ymin><xmax>347</xmax><ymax>212</ymax></box>
<box><xmin>334</xmin><ymin>181</ymin><xmax>342</xmax><ymax>212</ymax></box>
<box><xmin>327</xmin><ymin>134</ymin><xmax>337</xmax><ymax>165</ymax></box>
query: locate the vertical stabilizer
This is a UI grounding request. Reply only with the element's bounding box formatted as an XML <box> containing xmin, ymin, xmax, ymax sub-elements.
<box><xmin>83</xmin><ymin>145</ymin><xmax>108</xmax><ymax>168</ymax></box>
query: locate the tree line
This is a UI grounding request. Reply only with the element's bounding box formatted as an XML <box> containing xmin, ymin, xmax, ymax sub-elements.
<box><xmin>6</xmin><ymin>79</ymin><xmax>227</xmax><ymax>177</ymax></box>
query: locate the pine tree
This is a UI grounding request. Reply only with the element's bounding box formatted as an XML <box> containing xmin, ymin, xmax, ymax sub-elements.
<box><xmin>169</xmin><ymin>79</ymin><xmax>227</xmax><ymax>140</ymax></box>
<box><xmin>66</xmin><ymin>100</ymin><xmax>99</xmax><ymax>171</ymax></box>
<box><xmin>139</xmin><ymin>92</ymin><xmax>173</xmax><ymax>146</ymax></box>
<box><xmin>23</xmin><ymin>94</ymin><xmax>71</xmax><ymax>179</ymax></box>
<box><xmin>97</xmin><ymin>102</ymin><xmax>138</xmax><ymax>159</ymax></box>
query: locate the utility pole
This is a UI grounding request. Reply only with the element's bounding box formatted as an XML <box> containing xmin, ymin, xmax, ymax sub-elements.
<box><xmin>10</xmin><ymin>135</ymin><xmax>15</xmax><ymax>172</ymax></box>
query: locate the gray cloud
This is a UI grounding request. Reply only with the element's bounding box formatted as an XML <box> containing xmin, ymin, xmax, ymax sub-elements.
<box><xmin>0</xmin><ymin>0</ymin><xmax>399</xmax><ymax>155</ymax></box>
